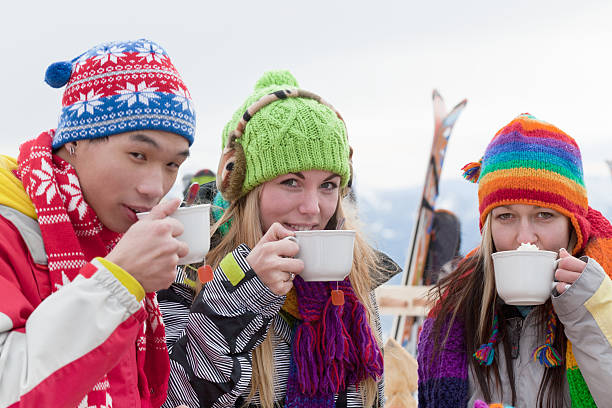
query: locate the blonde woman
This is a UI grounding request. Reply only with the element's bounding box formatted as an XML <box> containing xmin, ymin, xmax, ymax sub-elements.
<box><xmin>160</xmin><ymin>71</ymin><xmax>400</xmax><ymax>408</ymax></box>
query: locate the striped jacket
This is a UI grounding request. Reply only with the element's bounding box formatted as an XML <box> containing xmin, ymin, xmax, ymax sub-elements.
<box><xmin>159</xmin><ymin>244</ymin><xmax>399</xmax><ymax>408</ymax></box>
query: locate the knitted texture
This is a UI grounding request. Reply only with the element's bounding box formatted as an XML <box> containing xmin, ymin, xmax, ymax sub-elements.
<box><xmin>284</xmin><ymin>277</ymin><xmax>383</xmax><ymax>406</ymax></box>
<box><xmin>566</xmin><ymin>342</ymin><xmax>597</xmax><ymax>407</ymax></box>
<box><xmin>46</xmin><ymin>39</ymin><xmax>195</xmax><ymax>148</ymax></box>
<box><xmin>16</xmin><ymin>130</ymin><xmax>169</xmax><ymax>407</ymax></box>
<box><xmin>417</xmin><ymin>316</ymin><xmax>469</xmax><ymax>408</ymax></box>
<box><xmin>221</xmin><ymin>70</ymin><xmax>350</xmax><ymax>195</ymax></box>
<box><xmin>475</xmin><ymin>113</ymin><xmax>589</xmax><ymax>254</ymax></box>
<box><xmin>211</xmin><ymin>190</ymin><xmax>231</xmax><ymax>235</ymax></box>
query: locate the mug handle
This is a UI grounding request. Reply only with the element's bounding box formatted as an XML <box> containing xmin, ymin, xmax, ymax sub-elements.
<box><xmin>280</xmin><ymin>236</ymin><xmax>298</xmax><ymax>259</ymax></box>
<box><xmin>551</xmin><ymin>258</ymin><xmax>562</xmax><ymax>291</ymax></box>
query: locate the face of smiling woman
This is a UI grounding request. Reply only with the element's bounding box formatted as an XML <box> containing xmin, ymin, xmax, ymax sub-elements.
<box><xmin>490</xmin><ymin>204</ymin><xmax>572</xmax><ymax>252</ymax></box>
<box><xmin>258</xmin><ymin>169</ymin><xmax>341</xmax><ymax>233</ymax></box>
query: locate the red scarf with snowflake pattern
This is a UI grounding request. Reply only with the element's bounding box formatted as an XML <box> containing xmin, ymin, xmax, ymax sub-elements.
<box><xmin>16</xmin><ymin>130</ymin><xmax>169</xmax><ymax>408</ymax></box>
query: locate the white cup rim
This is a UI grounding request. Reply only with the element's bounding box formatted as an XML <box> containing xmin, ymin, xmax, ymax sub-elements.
<box><xmin>136</xmin><ymin>203</ymin><xmax>210</xmax><ymax>219</ymax></box>
<box><xmin>294</xmin><ymin>230</ymin><xmax>355</xmax><ymax>236</ymax></box>
<box><xmin>492</xmin><ymin>249</ymin><xmax>558</xmax><ymax>259</ymax></box>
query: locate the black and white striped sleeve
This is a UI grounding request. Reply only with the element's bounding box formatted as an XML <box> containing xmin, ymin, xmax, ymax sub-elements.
<box><xmin>163</xmin><ymin>244</ymin><xmax>286</xmax><ymax>408</ymax></box>
<box><xmin>158</xmin><ymin>273</ymin><xmax>194</xmax><ymax>353</ymax></box>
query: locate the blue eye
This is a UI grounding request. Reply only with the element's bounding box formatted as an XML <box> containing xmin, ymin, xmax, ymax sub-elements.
<box><xmin>538</xmin><ymin>212</ymin><xmax>554</xmax><ymax>219</ymax></box>
<box><xmin>281</xmin><ymin>178</ymin><xmax>298</xmax><ymax>187</ymax></box>
<box><xmin>321</xmin><ymin>181</ymin><xmax>338</xmax><ymax>190</ymax></box>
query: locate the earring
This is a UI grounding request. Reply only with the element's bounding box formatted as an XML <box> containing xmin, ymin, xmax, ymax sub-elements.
<box><xmin>68</xmin><ymin>144</ymin><xmax>76</xmax><ymax>156</ymax></box>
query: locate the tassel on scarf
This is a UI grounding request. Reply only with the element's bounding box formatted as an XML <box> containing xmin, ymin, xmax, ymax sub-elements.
<box><xmin>294</xmin><ymin>321</ymin><xmax>320</xmax><ymax>395</ymax></box>
<box><xmin>532</xmin><ymin>310</ymin><xmax>563</xmax><ymax>367</ymax></box>
<box><xmin>320</xmin><ymin>296</ymin><xmax>347</xmax><ymax>394</ymax></box>
<box><xmin>475</xmin><ymin>402</ymin><xmax>515</xmax><ymax>408</ymax></box>
<box><xmin>473</xmin><ymin>315</ymin><xmax>499</xmax><ymax>366</ymax></box>
<box><xmin>290</xmin><ymin>277</ymin><xmax>383</xmax><ymax>401</ymax></box>
<box><xmin>341</xmin><ymin>282</ymin><xmax>383</xmax><ymax>385</ymax></box>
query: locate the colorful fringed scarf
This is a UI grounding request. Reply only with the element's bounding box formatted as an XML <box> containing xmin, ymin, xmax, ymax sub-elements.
<box><xmin>17</xmin><ymin>130</ymin><xmax>170</xmax><ymax>407</ymax></box>
<box><xmin>417</xmin><ymin>207</ymin><xmax>612</xmax><ymax>407</ymax></box>
<box><xmin>285</xmin><ymin>277</ymin><xmax>383</xmax><ymax>407</ymax></box>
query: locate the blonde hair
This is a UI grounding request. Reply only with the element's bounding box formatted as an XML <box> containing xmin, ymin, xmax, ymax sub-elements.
<box><xmin>202</xmin><ymin>187</ymin><xmax>383</xmax><ymax>407</ymax></box>
<box><xmin>476</xmin><ymin>215</ymin><xmax>497</xmax><ymax>345</ymax></box>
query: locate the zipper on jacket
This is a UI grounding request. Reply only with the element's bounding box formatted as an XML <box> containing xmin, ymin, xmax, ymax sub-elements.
<box><xmin>506</xmin><ymin>317</ymin><xmax>523</xmax><ymax>359</ymax></box>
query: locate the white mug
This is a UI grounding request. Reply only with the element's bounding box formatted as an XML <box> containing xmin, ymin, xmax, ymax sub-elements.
<box><xmin>286</xmin><ymin>230</ymin><xmax>356</xmax><ymax>281</ymax></box>
<box><xmin>492</xmin><ymin>249</ymin><xmax>560</xmax><ymax>305</ymax></box>
<box><xmin>137</xmin><ymin>203</ymin><xmax>211</xmax><ymax>265</ymax></box>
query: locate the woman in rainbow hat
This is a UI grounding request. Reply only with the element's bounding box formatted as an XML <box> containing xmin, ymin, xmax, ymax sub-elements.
<box><xmin>417</xmin><ymin>114</ymin><xmax>612</xmax><ymax>407</ymax></box>
<box><xmin>160</xmin><ymin>70</ymin><xmax>400</xmax><ymax>407</ymax></box>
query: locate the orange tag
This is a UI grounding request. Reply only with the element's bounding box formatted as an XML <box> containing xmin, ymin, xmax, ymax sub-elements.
<box><xmin>331</xmin><ymin>289</ymin><xmax>344</xmax><ymax>306</ymax></box>
<box><xmin>197</xmin><ymin>265</ymin><xmax>214</xmax><ymax>283</ymax></box>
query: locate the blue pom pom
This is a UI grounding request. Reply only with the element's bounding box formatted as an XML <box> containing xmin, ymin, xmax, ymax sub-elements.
<box><xmin>45</xmin><ymin>61</ymin><xmax>73</xmax><ymax>88</ymax></box>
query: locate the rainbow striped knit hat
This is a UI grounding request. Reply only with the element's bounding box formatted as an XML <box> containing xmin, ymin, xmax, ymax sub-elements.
<box><xmin>45</xmin><ymin>39</ymin><xmax>196</xmax><ymax>148</ymax></box>
<box><xmin>462</xmin><ymin>113</ymin><xmax>589</xmax><ymax>254</ymax></box>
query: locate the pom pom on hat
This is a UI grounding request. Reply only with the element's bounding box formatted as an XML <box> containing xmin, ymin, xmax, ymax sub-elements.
<box><xmin>462</xmin><ymin>158</ymin><xmax>482</xmax><ymax>183</ymax></box>
<box><xmin>254</xmin><ymin>70</ymin><xmax>299</xmax><ymax>90</ymax></box>
<box><xmin>45</xmin><ymin>61</ymin><xmax>72</xmax><ymax>88</ymax></box>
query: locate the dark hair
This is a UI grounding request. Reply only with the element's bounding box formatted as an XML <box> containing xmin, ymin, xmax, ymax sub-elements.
<box><xmin>430</xmin><ymin>255</ymin><xmax>568</xmax><ymax>408</ymax></box>
<box><xmin>88</xmin><ymin>136</ymin><xmax>110</xmax><ymax>143</ymax></box>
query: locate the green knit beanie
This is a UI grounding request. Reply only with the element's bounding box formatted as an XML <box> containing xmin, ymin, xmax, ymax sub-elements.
<box><xmin>220</xmin><ymin>70</ymin><xmax>350</xmax><ymax>197</ymax></box>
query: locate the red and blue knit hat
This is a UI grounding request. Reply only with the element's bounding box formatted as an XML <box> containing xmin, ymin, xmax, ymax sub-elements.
<box><xmin>45</xmin><ymin>39</ymin><xmax>196</xmax><ymax>149</ymax></box>
<box><xmin>462</xmin><ymin>113</ymin><xmax>589</xmax><ymax>254</ymax></box>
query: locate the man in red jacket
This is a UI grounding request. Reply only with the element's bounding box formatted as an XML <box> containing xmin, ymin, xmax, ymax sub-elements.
<box><xmin>0</xmin><ymin>39</ymin><xmax>196</xmax><ymax>408</ymax></box>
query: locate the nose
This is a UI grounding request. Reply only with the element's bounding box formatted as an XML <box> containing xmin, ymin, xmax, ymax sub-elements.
<box><xmin>516</xmin><ymin>218</ymin><xmax>538</xmax><ymax>246</ymax></box>
<box><xmin>298</xmin><ymin>190</ymin><xmax>321</xmax><ymax>216</ymax></box>
<box><xmin>135</xmin><ymin>167</ymin><xmax>165</xmax><ymax>202</ymax></box>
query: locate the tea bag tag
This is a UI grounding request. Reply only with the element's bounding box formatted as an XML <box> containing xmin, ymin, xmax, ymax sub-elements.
<box><xmin>198</xmin><ymin>265</ymin><xmax>214</xmax><ymax>283</ymax></box>
<box><xmin>331</xmin><ymin>289</ymin><xmax>344</xmax><ymax>306</ymax></box>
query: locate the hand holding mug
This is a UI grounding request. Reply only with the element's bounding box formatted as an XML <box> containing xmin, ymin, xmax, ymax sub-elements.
<box><xmin>106</xmin><ymin>198</ymin><xmax>188</xmax><ymax>292</ymax></box>
<box><xmin>246</xmin><ymin>222</ymin><xmax>303</xmax><ymax>296</ymax></box>
<box><xmin>554</xmin><ymin>248</ymin><xmax>587</xmax><ymax>294</ymax></box>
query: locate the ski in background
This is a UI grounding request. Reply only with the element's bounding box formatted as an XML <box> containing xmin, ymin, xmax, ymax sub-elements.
<box><xmin>391</xmin><ymin>90</ymin><xmax>467</xmax><ymax>354</ymax></box>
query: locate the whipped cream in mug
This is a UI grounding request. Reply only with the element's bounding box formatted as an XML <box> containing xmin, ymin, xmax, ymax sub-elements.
<box><xmin>516</xmin><ymin>242</ymin><xmax>539</xmax><ymax>251</ymax></box>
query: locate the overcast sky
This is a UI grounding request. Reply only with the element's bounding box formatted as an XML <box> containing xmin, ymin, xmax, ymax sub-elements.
<box><xmin>2</xmin><ymin>0</ymin><xmax>610</xmax><ymax>192</ymax></box>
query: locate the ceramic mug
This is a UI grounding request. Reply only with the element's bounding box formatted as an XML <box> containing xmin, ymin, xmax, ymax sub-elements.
<box><xmin>492</xmin><ymin>249</ymin><xmax>560</xmax><ymax>305</ymax></box>
<box><xmin>137</xmin><ymin>203</ymin><xmax>210</xmax><ymax>265</ymax></box>
<box><xmin>286</xmin><ymin>230</ymin><xmax>356</xmax><ymax>281</ymax></box>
